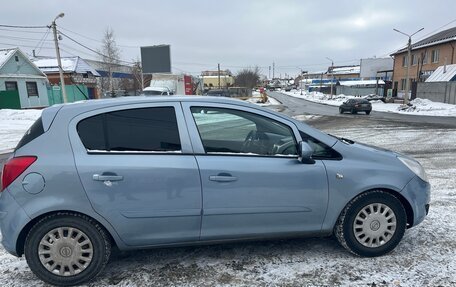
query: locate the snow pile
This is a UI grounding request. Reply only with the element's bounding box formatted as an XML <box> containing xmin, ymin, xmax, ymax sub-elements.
<box><xmin>407</xmin><ymin>98</ymin><xmax>456</xmax><ymax>115</ymax></box>
<box><xmin>246</xmin><ymin>93</ymin><xmax>281</xmax><ymax>107</ymax></box>
<box><xmin>0</xmin><ymin>109</ymin><xmax>42</xmax><ymax>153</ymax></box>
<box><xmin>281</xmin><ymin>90</ymin><xmax>456</xmax><ymax>117</ymax></box>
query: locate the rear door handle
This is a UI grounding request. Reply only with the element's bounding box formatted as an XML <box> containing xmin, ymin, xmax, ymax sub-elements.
<box><xmin>209</xmin><ymin>174</ymin><xmax>237</xmax><ymax>182</ymax></box>
<box><xmin>93</xmin><ymin>174</ymin><xmax>124</xmax><ymax>181</ymax></box>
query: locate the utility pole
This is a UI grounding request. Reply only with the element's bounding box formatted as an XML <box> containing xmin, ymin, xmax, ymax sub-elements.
<box><xmin>326</xmin><ymin>57</ymin><xmax>334</xmax><ymax>98</ymax></box>
<box><xmin>51</xmin><ymin>13</ymin><xmax>68</xmax><ymax>103</ymax></box>
<box><xmin>393</xmin><ymin>27</ymin><xmax>424</xmax><ymax>105</ymax></box>
<box><xmin>217</xmin><ymin>63</ymin><xmax>221</xmax><ymax>89</ymax></box>
<box><xmin>272</xmin><ymin>62</ymin><xmax>275</xmax><ymax>79</ymax></box>
<box><xmin>268</xmin><ymin>66</ymin><xmax>271</xmax><ymax>79</ymax></box>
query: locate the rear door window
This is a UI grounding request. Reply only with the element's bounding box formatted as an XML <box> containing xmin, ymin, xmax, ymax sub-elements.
<box><xmin>77</xmin><ymin>107</ymin><xmax>181</xmax><ymax>152</ymax></box>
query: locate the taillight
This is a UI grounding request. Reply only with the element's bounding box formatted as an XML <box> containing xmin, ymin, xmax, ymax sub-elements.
<box><xmin>1</xmin><ymin>156</ymin><xmax>37</xmax><ymax>192</ymax></box>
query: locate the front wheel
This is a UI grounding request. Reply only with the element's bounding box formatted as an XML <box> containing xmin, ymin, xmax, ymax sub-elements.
<box><xmin>25</xmin><ymin>213</ymin><xmax>111</xmax><ymax>286</ymax></box>
<box><xmin>366</xmin><ymin>110</ymin><xmax>371</xmax><ymax>115</ymax></box>
<box><xmin>334</xmin><ymin>190</ymin><xmax>406</xmax><ymax>257</ymax></box>
<box><xmin>339</xmin><ymin>107</ymin><xmax>344</xmax><ymax>114</ymax></box>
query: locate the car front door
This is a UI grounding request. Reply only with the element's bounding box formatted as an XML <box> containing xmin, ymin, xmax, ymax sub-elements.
<box><xmin>69</xmin><ymin>102</ymin><xmax>202</xmax><ymax>246</ymax></box>
<box><xmin>182</xmin><ymin>102</ymin><xmax>329</xmax><ymax>240</ymax></box>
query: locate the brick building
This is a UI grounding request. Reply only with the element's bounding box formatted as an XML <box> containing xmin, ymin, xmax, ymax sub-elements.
<box><xmin>391</xmin><ymin>27</ymin><xmax>456</xmax><ymax>95</ymax></box>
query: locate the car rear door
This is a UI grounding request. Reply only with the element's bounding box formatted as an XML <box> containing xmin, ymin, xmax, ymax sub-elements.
<box><xmin>182</xmin><ymin>102</ymin><xmax>329</xmax><ymax>240</ymax></box>
<box><xmin>68</xmin><ymin>102</ymin><xmax>202</xmax><ymax>246</ymax></box>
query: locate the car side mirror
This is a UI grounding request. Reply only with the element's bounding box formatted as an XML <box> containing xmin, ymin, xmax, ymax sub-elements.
<box><xmin>298</xmin><ymin>141</ymin><xmax>315</xmax><ymax>164</ymax></box>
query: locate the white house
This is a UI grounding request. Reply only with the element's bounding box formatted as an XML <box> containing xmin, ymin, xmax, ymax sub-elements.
<box><xmin>0</xmin><ymin>48</ymin><xmax>49</xmax><ymax>109</ymax></box>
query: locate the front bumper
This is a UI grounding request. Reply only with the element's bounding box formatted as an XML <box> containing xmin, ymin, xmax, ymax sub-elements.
<box><xmin>0</xmin><ymin>190</ymin><xmax>31</xmax><ymax>256</ymax></box>
<box><xmin>401</xmin><ymin>175</ymin><xmax>431</xmax><ymax>227</ymax></box>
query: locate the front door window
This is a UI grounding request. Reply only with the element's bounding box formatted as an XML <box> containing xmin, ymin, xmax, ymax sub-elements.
<box><xmin>190</xmin><ymin>107</ymin><xmax>297</xmax><ymax>156</ymax></box>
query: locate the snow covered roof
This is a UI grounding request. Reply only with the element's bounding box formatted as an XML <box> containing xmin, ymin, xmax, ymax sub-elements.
<box><xmin>32</xmin><ymin>57</ymin><xmax>100</xmax><ymax>76</ymax></box>
<box><xmin>0</xmin><ymin>47</ymin><xmax>47</xmax><ymax>77</ymax></box>
<box><xmin>425</xmin><ymin>64</ymin><xmax>456</xmax><ymax>82</ymax></box>
<box><xmin>339</xmin><ymin>80</ymin><xmax>385</xmax><ymax>86</ymax></box>
<box><xmin>0</xmin><ymin>48</ymin><xmax>16</xmax><ymax>70</ymax></box>
<box><xmin>331</xmin><ymin>66</ymin><xmax>360</xmax><ymax>75</ymax></box>
<box><xmin>393</xmin><ymin>26</ymin><xmax>456</xmax><ymax>55</ymax></box>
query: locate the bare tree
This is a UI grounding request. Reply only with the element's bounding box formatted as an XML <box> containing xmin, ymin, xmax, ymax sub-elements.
<box><xmin>99</xmin><ymin>28</ymin><xmax>120</xmax><ymax>95</ymax></box>
<box><xmin>235</xmin><ymin>67</ymin><xmax>261</xmax><ymax>89</ymax></box>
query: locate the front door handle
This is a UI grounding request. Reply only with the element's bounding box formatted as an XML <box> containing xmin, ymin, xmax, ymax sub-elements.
<box><xmin>93</xmin><ymin>174</ymin><xmax>124</xmax><ymax>181</ymax></box>
<box><xmin>209</xmin><ymin>173</ymin><xmax>237</xmax><ymax>182</ymax></box>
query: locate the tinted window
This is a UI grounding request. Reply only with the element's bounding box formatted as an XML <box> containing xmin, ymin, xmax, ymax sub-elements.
<box><xmin>77</xmin><ymin>115</ymin><xmax>106</xmax><ymax>150</ymax></box>
<box><xmin>77</xmin><ymin>107</ymin><xmax>181</xmax><ymax>152</ymax></box>
<box><xmin>191</xmin><ymin>107</ymin><xmax>297</xmax><ymax>156</ymax></box>
<box><xmin>16</xmin><ymin>117</ymin><xmax>44</xmax><ymax>150</ymax></box>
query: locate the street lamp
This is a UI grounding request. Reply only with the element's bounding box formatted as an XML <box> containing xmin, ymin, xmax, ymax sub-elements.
<box><xmin>326</xmin><ymin>57</ymin><xmax>334</xmax><ymax>97</ymax></box>
<box><xmin>393</xmin><ymin>27</ymin><xmax>424</xmax><ymax>105</ymax></box>
<box><xmin>51</xmin><ymin>13</ymin><xmax>68</xmax><ymax>103</ymax></box>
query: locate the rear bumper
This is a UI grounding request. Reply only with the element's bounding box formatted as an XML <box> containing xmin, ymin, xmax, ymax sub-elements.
<box><xmin>401</xmin><ymin>176</ymin><xmax>431</xmax><ymax>227</ymax></box>
<box><xmin>0</xmin><ymin>190</ymin><xmax>31</xmax><ymax>256</ymax></box>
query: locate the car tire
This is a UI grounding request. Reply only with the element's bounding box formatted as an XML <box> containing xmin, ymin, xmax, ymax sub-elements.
<box><xmin>24</xmin><ymin>212</ymin><xmax>111</xmax><ymax>286</ymax></box>
<box><xmin>366</xmin><ymin>111</ymin><xmax>371</xmax><ymax>115</ymax></box>
<box><xmin>334</xmin><ymin>190</ymin><xmax>406</xmax><ymax>257</ymax></box>
<box><xmin>339</xmin><ymin>107</ymin><xmax>344</xmax><ymax>114</ymax></box>
<box><xmin>351</xmin><ymin>109</ymin><xmax>356</xmax><ymax>114</ymax></box>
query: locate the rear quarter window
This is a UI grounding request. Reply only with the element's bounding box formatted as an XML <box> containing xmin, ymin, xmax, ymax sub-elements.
<box><xmin>15</xmin><ymin>117</ymin><xmax>44</xmax><ymax>150</ymax></box>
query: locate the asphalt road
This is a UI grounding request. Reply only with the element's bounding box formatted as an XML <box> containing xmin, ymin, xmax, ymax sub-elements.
<box><xmin>269</xmin><ymin>91</ymin><xmax>456</xmax><ymax>128</ymax></box>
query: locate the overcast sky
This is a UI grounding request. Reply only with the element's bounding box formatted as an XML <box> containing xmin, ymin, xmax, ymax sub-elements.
<box><xmin>2</xmin><ymin>0</ymin><xmax>456</xmax><ymax>77</ymax></box>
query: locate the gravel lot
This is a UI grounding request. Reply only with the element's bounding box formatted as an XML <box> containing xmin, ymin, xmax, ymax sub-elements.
<box><xmin>0</xmin><ymin>115</ymin><xmax>455</xmax><ymax>287</ymax></box>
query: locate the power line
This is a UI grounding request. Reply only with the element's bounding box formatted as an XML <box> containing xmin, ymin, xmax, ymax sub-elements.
<box><xmin>0</xmin><ymin>27</ymin><xmax>49</xmax><ymax>34</ymax></box>
<box><xmin>0</xmin><ymin>42</ymin><xmax>54</xmax><ymax>50</ymax></box>
<box><xmin>0</xmin><ymin>24</ymin><xmax>48</xmax><ymax>29</ymax></box>
<box><xmin>59</xmin><ymin>26</ymin><xmax>139</xmax><ymax>48</ymax></box>
<box><xmin>0</xmin><ymin>34</ymin><xmax>53</xmax><ymax>42</ymax></box>
<box><xmin>34</xmin><ymin>28</ymin><xmax>51</xmax><ymax>56</ymax></box>
<box><xmin>58</xmin><ymin>30</ymin><xmax>134</xmax><ymax>65</ymax></box>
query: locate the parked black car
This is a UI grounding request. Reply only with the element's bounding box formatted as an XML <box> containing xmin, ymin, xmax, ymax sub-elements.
<box><xmin>339</xmin><ymin>98</ymin><xmax>372</xmax><ymax>115</ymax></box>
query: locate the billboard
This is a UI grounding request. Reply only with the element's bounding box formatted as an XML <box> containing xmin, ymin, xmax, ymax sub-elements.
<box><xmin>360</xmin><ymin>58</ymin><xmax>393</xmax><ymax>78</ymax></box>
<box><xmin>140</xmin><ymin>45</ymin><xmax>171</xmax><ymax>74</ymax></box>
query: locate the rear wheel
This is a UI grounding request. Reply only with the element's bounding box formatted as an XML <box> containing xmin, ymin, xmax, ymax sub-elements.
<box><xmin>334</xmin><ymin>190</ymin><xmax>406</xmax><ymax>257</ymax></box>
<box><xmin>351</xmin><ymin>108</ymin><xmax>357</xmax><ymax>114</ymax></box>
<box><xmin>25</xmin><ymin>213</ymin><xmax>111</xmax><ymax>286</ymax></box>
<box><xmin>339</xmin><ymin>107</ymin><xmax>344</xmax><ymax>114</ymax></box>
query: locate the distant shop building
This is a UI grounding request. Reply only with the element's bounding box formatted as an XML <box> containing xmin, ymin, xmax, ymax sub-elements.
<box><xmin>201</xmin><ymin>70</ymin><xmax>234</xmax><ymax>90</ymax></box>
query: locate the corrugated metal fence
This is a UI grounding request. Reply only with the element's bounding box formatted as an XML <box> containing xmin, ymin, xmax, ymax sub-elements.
<box><xmin>416</xmin><ymin>82</ymin><xmax>456</xmax><ymax>104</ymax></box>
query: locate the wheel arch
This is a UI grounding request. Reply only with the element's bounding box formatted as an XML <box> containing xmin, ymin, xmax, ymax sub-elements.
<box><xmin>345</xmin><ymin>188</ymin><xmax>414</xmax><ymax>228</ymax></box>
<box><xmin>16</xmin><ymin>210</ymin><xmax>118</xmax><ymax>256</ymax></box>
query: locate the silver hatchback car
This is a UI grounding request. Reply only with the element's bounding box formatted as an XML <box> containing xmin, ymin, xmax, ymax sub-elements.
<box><xmin>0</xmin><ymin>96</ymin><xmax>430</xmax><ymax>286</ymax></box>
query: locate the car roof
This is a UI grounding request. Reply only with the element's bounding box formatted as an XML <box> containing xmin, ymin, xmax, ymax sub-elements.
<box><xmin>53</xmin><ymin>96</ymin><xmax>251</xmax><ymax>113</ymax></box>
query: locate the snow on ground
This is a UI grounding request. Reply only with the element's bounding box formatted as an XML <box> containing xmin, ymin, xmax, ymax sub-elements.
<box><xmin>0</xmin><ymin>109</ymin><xmax>42</xmax><ymax>153</ymax></box>
<box><xmin>282</xmin><ymin>90</ymin><xmax>456</xmax><ymax>117</ymax></box>
<box><xmin>0</xmin><ymin>110</ymin><xmax>455</xmax><ymax>286</ymax></box>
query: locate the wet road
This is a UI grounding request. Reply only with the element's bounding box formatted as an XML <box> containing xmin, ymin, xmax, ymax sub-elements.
<box><xmin>269</xmin><ymin>91</ymin><xmax>456</xmax><ymax>128</ymax></box>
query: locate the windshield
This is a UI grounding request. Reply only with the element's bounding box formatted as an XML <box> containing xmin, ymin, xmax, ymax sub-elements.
<box><xmin>143</xmin><ymin>90</ymin><xmax>163</xmax><ymax>96</ymax></box>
